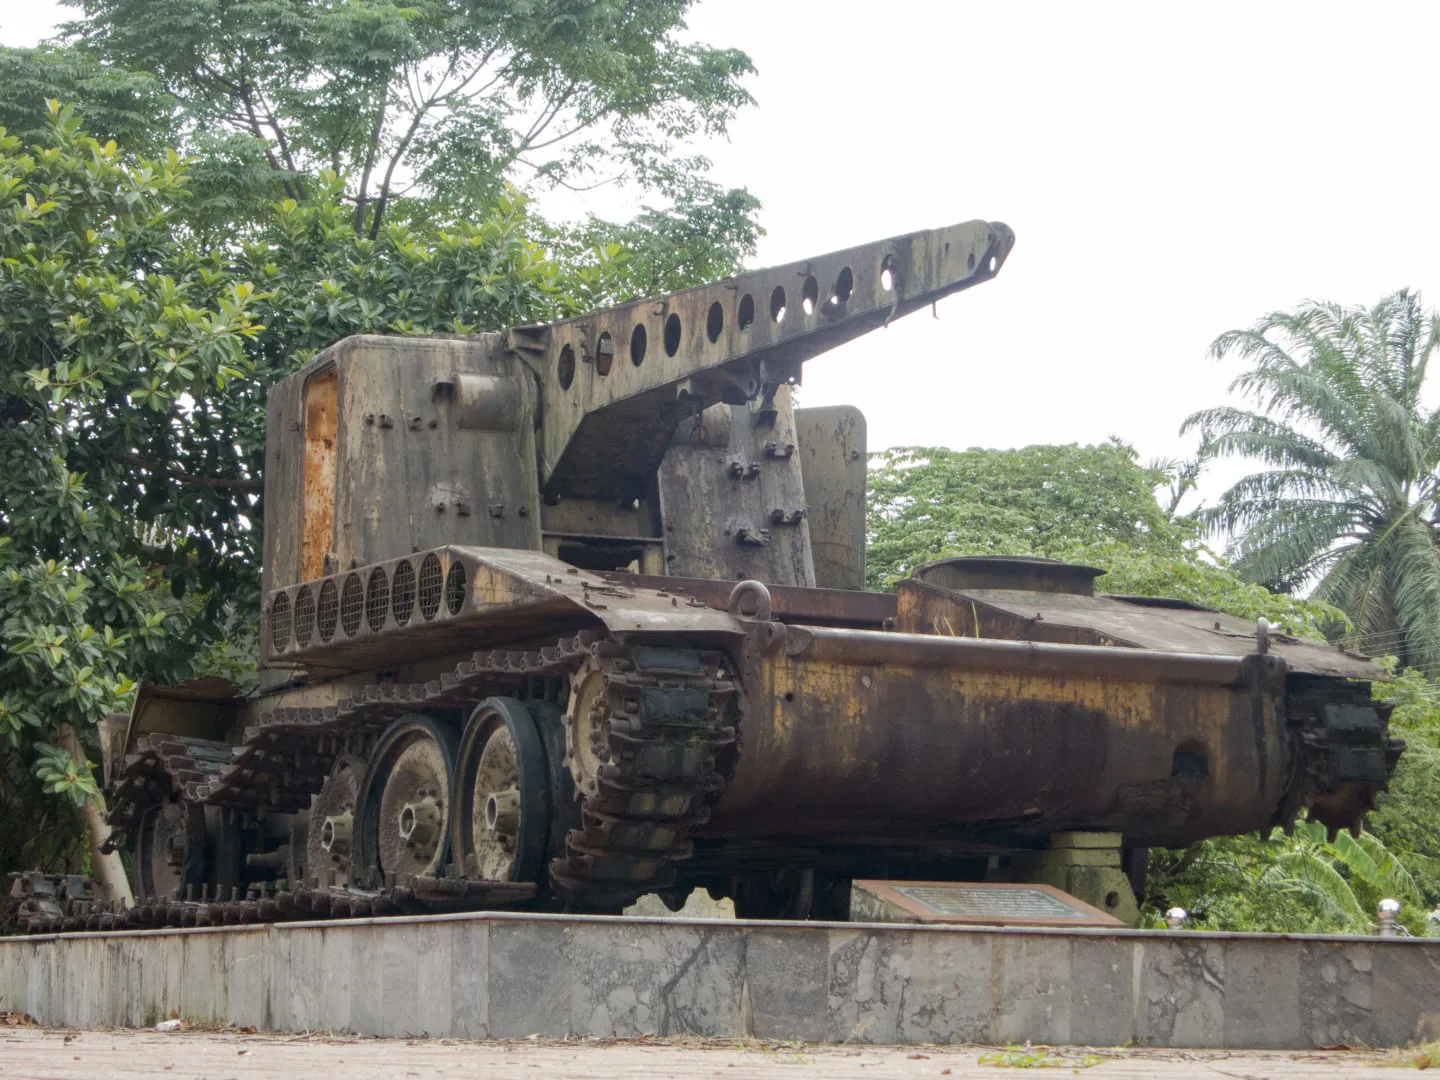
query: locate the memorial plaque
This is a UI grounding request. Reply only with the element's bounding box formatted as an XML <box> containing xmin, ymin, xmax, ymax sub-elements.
<box><xmin>850</xmin><ymin>880</ymin><xmax>1126</xmax><ymax>928</ymax></box>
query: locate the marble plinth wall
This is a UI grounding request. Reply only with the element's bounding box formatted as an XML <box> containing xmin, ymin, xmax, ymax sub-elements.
<box><xmin>2</xmin><ymin>913</ymin><xmax>1439</xmax><ymax>1048</ymax></box>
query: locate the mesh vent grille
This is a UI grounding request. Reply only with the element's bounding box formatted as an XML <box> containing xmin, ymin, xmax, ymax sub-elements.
<box><xmin>340</xmin><ymin>573</ymin><xmax>364</xmax><ymax>636</ymax></box>
<box><xmin>366</xmin><ymin>567</ymin><xmax>389</xmax><ymax>632</ymax></box>
<box><xmin>294</xmin><ymin>587</ymin><xmax>315</xmax><ymax>647</ymax></box>
<box><xmin>392</xmin><ymin>559</ymin><xmax>416</xmax><ymax>626</ymax></box>
<box><xmin>418</xmin><ymin>553</ymin><xmax>443</xmax><ymax>621</ymax></box>
<box><xmin>317</xmin><ymin>579</ymin><xmax>339</xmax><ymax>642</ymax></box>
<box><xmin>445</xmin><ymin>560</ymin><xmax>467</xmax><ymax>615</ymax></box>
<box><xmin>269</xmin><ymin>592</ymin><xmax>292</xmax><ymax>652</ymax></box>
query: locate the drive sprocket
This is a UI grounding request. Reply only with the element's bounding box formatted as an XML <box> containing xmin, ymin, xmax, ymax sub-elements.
<box><xmin>553</xmin><ymin>642</ymin><xmax>741</xmax><ymax>909</ymax></box>
<box><xmin>306</xmin><ymin>754</ymin><xmax>366</xmax><ymax>887</ymax></box>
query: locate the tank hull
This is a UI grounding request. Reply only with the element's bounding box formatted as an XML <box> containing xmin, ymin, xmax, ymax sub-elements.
<box><xmin>81</xmin><ymin>552</ymin><xmax>1399</xmax><ymax>931</ymax></box>
<box><xmin>713</xmin><ymin>626</ymin><xmax>1283</xmax><ymax>849</ymax></box>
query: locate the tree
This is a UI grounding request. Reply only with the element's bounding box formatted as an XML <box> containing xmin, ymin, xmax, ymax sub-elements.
<box><xmin>48</xmin><ymin>0</ymin><xmax>755</xmax><ymax>238</ymax></box>
<box><xmin>1365</xmin><ymin>663</ymin><xmax>1440</xmax><ymax>910</ymax></box>
<box><xmin>865</xmin><ymin>441</ymin><xmax>1343</xmax><ymax>636</ymax></box>
<box><xmin>0</xmin><ymin>44</ymin><xmax>175</xmax><ymax>153</ymax></box>
<box><xmin>867</xmin><ymin>442</ymin><xmax>1189</xmax><ymax>586</ymax></box>
<box><xmin>1184</xmin><ymin>292</ymin><xmax>1440</xmax><ymax>675</ymax></box>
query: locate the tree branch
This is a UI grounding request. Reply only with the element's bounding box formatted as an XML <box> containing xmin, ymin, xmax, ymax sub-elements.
<box><xmin>368</xmin><ymin>47</ymin><xmax>494</xmax><ymax>239</ymax></box>
<box><xmin>235</xmin><ymin>81</ymin><xmax>298</xmax><ymax>202</ymax></box>
<box><xmin>250</xmin><ymin>83</ymin><xmax>304</xmax><ymax>199</ymax></box>
<box><xmin>118</xmin><ymin>454</ymin><xmax>263</xmax><ymax>493</ymax></box>
<box><xmin>352</xmin><ymin>94</ymin><xmax>388</xmax><ymax>235</ymax></box>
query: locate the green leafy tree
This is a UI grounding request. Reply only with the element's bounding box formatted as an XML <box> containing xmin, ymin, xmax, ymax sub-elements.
<box><xmin>1365</xmin><ymin>663</ymin><xmax>1440</xmax><ymax>909</ymax></box>
<box><xmin>867</xmin><ymin>442</ymin><xmax>1189</xmax><ymax>586</ymax></box>
<box><xmin>865</xmin><ymin>441</ymin><xmax>1343</xmax><ymax>635</ymax></box>
<box><xmin>549</xmin><ymin>183</ymin><xmax>763</xmax><ymax>301</ymax></box>
<box><xmin>0</xmin><ymin>44</ymin><xmax>174</xmax><ymax>152</ymax></box>
<box><xmin>1184</xmin><ymin>291</ymin><xmax>1440</xmax><ymax>675</ymax></box>
<box><xmin>1</xmin><ymin>107</ymin><xmax>253</xmax><ymax>783</ymax></box>
<box><xmin>40</xmin><ymin>0</ymin><xmax>756</xmax><ymax>239</ymax></box>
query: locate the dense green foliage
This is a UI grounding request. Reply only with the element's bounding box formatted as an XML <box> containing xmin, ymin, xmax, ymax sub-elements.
<box><xmin>0</xmin><ymin>44</ymin><xmax>172</xmax><ymax>153</ymax></box>
<box><xmin>1186</xmin><ymin>292</ymin><xmax>1440</xmax><ymax>675</ymax></box>
<box><xmin>1367</xmin><ymin>665</ymin><xmax>1440</xmax><ymax>879</ymax></box>
<box><xmin>1</xmin><ymin>0</ymin><xmax>757</xmax><ymax>242</ymax></box>
<box><xmin>0</xmin><ymin>109</ymin><xmax>245</xmax><ymax>805</ymax></box>
<box><xmin>866</xmin><ymin>441</ymin><xmax>1187</xmax><ymax>583</ymax></box>
<box><xmin>1142</xmin><ymin>821</ymin><xmax>1433</xmax><ymax>937</ymax></box>
<box><xmin>866</xmin><ymin>441</ymin><xmax>1345</xmax><ymax>637</ymax></box>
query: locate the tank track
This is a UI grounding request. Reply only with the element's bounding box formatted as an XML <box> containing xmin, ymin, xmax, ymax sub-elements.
<box><xmin>550</xmin><ymin>642</ymin><xmax>740</xmax><ymax>909</ymax></box>
<box><xmin>84</xmin><ymin>632</ymin><xmax>740</xmax><ymax>932</ymax></box>
<box><xmin>7</xmin><ymin>869</ymin><xmax>536</xmax><ymax>934</ymax></box>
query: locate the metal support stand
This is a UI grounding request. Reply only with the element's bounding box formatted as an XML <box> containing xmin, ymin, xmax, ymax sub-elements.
<box><xmin>1008</xmin><ymin>831</ymin><xmax>1141</xmax><ymax>927</ymax></box>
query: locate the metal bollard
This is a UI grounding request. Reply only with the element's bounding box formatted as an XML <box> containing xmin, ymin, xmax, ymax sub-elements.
<box><xmin>1378</xmin><ymin>898</ymin><xmax>1402</xmax><ymax>937</ymax></box>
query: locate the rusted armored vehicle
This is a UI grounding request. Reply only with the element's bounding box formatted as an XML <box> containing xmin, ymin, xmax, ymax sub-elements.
<box><xmin>90</xmin><ymin>219</ymin><xmax>1400</xmax><ymax>928</ymax></box>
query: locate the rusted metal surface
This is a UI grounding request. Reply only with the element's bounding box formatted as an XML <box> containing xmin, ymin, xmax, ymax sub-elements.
<box><xmin>118</xmin><ymin>678</ymin><xmax>240</xmax><ymax>784</ymax></box>
<box><xmin>262</xmin><ymin>545</ymin><xmax>745</xmax><ymax>670</ymax></box>
<box><xmin>258</xmin><ymin>218</ymin><xmax>1011</xmax><ymax>638</ymax></box>
<box><xmin>514</xmin><ymin>219</ymin><xmax>1014</xmax><ymax>500</ymax></box>
<box><xmin>794</xmin><ymin>405</ymin><xmax>868</xmax><ymax>591</ymax></box>
<box><xmin>704</xmin><ymin>618</ymin><xmax>1393</xmax><ymax>853</ymax></box>
<box><xmin>105</xmin><ymin>631</ymin><xmax>741</xmax><ymax>916</ymax></box>
<box><xmin>7</xmin><ymin>870</ymin><xmax>535</xmax><ymax>933</ymax></box>
<box><xmin>658</xmin><ymin>387</ymin><xmax>817</xmax><ymax>586</ymax></box>
<box><xmin>300</xmin><ymin>369</ymin><xmax>338</xmax><ymax>582</ymax></box>
<box><xmin>711</xmin><ymin>624</ymin><xmax>1286</xmax><ymax>849</ymax></box>
<box><xmin>916</xmin><ymin>584</ymin><xmax>1377</xmax><ymax>679</ymax></box>
<box><xmin>603</xmin><ymin>572</ymin><xmax>896</xmax><ymax>628</ymax></box>
<box><xmin>915</xmin><ymin>555</ymin><xmax>1104</xmax><ymax>595</ymax></box>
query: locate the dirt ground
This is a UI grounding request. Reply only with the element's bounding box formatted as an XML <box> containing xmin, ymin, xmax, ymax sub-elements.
<box><xmin>0</xmin><ymin>1026</ymin><xmax>1416</xmax><ymax>1079</ymax></box>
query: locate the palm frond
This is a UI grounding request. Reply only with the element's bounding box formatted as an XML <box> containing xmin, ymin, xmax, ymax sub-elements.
<box><xmin>1254</xmin><ymin>849</ymin><xmax>1369</xmax><ymax>927</ymax></box>
<box><xmin>1388</xmin><ymin>517</ymin><xmax>1440</xmax><ymax>672</ymax></box>
<box><xmin>1317</xmin><ymin>548</ymin><xmax>1395</xmax><ymax>650</ymax></box>
<box><xmin>1183</xmin><ymin>406</ymin><xmax>1338</xmax><ymax>470</ymax></box>
<box><xmin>1222</xmin><ymin>500</ymin><xmax>1364</xmax><ymax>590</ymax></box>
<box><xmin>1348</xmin><ymin>831</ymin><xmax>1424</xmax><ymax>908</ymax></box>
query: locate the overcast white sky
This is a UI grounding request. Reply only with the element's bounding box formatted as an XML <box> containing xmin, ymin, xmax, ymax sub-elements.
<box><xmin>4</xmin><ymin>1</ymin><xmax>1438</xmax><ymax>511</ymax></box>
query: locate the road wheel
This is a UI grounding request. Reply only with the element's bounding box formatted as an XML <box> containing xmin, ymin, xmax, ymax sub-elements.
<box><xmin>355</xmin><ymin>715</ymin><xmax>459</xmax><ymax>884</ymax></box>
<box><xmin>452</xmin><ymin>698</ymin><xmax>550</xmax><ymax>883</ymax></box>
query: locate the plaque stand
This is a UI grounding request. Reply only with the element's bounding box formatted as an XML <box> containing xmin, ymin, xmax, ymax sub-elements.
<box><xmin>1006</xmin><ymin>831</ymin><xmax>1140</xmax><ymax>927</ymax></box>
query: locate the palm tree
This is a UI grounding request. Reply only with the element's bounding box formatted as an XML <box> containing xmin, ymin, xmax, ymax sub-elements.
<box><xmin>1184</xmin><ymin>290</ymin><xmax>1440</xmax><ymax>674</ymax></box>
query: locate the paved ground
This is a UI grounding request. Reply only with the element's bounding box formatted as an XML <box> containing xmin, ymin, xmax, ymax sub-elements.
<box><xmin>0</xmin><ymin>1027</ymin><xmax>1417</xmax><ymax>1079</ymax></box>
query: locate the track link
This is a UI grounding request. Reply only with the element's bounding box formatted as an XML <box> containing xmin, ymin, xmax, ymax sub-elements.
<box><xmin>553</xmin><ymin>643</ymin><xmax>741</xmax><ymax>909</ymax></box>
<box><xmin>8</xmin><ymin>870</ymin><xmax>534</xmax><ymax>934</ymax></box>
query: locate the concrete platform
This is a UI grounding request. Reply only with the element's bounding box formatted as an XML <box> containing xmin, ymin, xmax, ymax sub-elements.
<box><xmin>3</xmin><ymin>911</ymin><xmax>1439</xmax><ymax>1049</ymax></box>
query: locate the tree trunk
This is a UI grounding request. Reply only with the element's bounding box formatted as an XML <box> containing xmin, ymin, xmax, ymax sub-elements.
<box><xmin>57</xmin><ymin>724</ymin><xmax>134</xmax><ymax>908</ymax></box>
